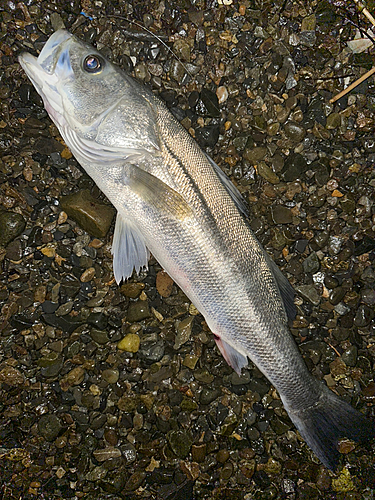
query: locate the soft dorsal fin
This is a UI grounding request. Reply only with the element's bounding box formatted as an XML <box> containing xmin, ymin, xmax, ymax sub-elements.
<box><xmin>269</xmin><ymin>259</ymin><xmax>296</xmax><ymax>321</ymax></box>
<box><xmin>111</xmin><ymin>213</ymin><xmax>149</xmax><ymax>284</ymax></box>
<box><xmin>205</xmin><ymin>153</ymin><xmax>249</xmax><ymax>217</ymax></box>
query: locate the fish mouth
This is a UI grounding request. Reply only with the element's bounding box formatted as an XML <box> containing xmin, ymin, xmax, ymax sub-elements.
<box><xmin>18</xmin><ymin>30</ymin><xmax>73</xmax><ymax>128</ymax></box>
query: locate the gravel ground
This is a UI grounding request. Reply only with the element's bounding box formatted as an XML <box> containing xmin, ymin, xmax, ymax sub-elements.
<box><xmin>1</xmin><ymin>0</ymin><xmax>375</xmax><ymax>498</ymax></box>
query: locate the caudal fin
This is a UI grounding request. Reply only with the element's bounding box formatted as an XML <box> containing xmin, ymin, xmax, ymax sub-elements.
<box><xmin>284</xmin><ymin>385</ymin><xmax>375</xmax><ymax>471</ymax></box>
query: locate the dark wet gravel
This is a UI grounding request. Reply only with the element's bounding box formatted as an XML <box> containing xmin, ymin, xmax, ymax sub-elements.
<box><xmin>1</xmin><ymin>1</ymin><xmax>375</xmax><ymax>498</ymax></box>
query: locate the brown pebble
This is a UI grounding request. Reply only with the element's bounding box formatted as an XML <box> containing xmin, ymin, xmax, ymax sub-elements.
<box><xmin>216</xmin><ymin>449</ymin><xmax>230</xmax><ymax>463</ymax></box>
<box><xmin>156</xmin><ymin>270</ymin><xmax>174</xmax><ymax>297</ymax></box>
<box><xmin>338</xmin><ymin>438</ymin><xmax>356</xmax><ymax>455</ymax></box>
<box><xmin>80</xmin><ymin>267</ymin><xmax>95</xmax><ymax>282</ymax></box>
<box><xmin>0</xmin><ymin>366</ymin><xmax>24</xmax><ymax>385</ymax></box>
<box><xmin>104</xmin><ymin>429</ymin><xmax>118</xmax><ymax>446</ymax></box>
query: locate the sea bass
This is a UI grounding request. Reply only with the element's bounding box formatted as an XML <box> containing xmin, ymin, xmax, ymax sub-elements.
<box><xmin>19</xmin><ymin>29</ymin><xmax>374</xmax><ymax>470</ymax></box>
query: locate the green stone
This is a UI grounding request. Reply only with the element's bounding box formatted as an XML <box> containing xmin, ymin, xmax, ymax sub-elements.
<box><xmin>127</xmin><ymin>301</ymin><xmax>151</xmax><ymax>322</ymax></box>
<box><xmin>90</xmin><ymin>328</ymin><xmax>110</xmax><ymax>344</ymax></box>
<box><xmin>180</xmin><ymin>397</ymin><xmax>198</xmax><ymax>412</ymax></box>
<box><xmin>0</xmin><ymin>210</ymin><xmax>25</xmax><ymax>247</ymax></box>
<box><xmin>301</xmin><ymin>13</ymin><xmax>316</xmax><ymax>31</ymax></box>
<box><xmin>257</xmin><ymin>162</ymin><xmax>280</xmax><ymax>184</ymax></box>
<box><xmin>167</xmin><ymin>430</ymin><xmax>192</xmax><ymax>458</ymax></box>
<box><xmin>326</xmin><ymin>112</ymin><xmax>341</xmax><ymax>130</ymax></box>
<box><xmin>38</xmin><ymin>414</ymin><xmax>62</xmax><ymax>442</ymax></box>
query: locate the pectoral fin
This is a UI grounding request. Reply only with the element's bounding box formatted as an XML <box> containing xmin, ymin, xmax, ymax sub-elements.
<box><xmin>124</xmin><ymin>164</ymin><xmax>193</xmax><ymax>220</ymax></box>
<box><xmin>214</xmin><ymin>334</ymin><xmax>248</xmax><ymax>375</ymax></box>
<box><xmin>111</xmin><ymin>213</ymin><xmax>149</xmax><ymax>283</ymax></box>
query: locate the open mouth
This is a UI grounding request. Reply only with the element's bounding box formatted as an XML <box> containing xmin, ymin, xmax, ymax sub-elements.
<box><xmin>18</xmin><ymin>30</ymin><xmax>73</xmax><ymax>127</ymax></box>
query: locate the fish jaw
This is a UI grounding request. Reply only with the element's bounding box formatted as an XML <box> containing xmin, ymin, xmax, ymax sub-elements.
<box><xmin>18</xmin><ymin>30</ymin><xmax>73</xmax><ymax>130</ymax></box>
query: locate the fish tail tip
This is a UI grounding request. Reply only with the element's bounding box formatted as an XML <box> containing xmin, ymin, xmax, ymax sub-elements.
<box><xmin>286</xmin><ymin>387</ymin><xmax>375</xmax><ymax>471</ymax></box>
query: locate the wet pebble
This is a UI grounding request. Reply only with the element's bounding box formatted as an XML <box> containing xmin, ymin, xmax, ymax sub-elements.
<box><xmin>127</xmin><ymin>300</ymin><xmax>151</xmax><ymax>322</ymax></box>
<box><xmin>38</xmin><ymin>414</ymin><xmax>62</xmax><ymax>442</ymax></box>
<box><xmin>174</xmin><ymin>316</ymin><xmax>194</xmax><ymax>349</ymax></box>
<box><xmin>303</xmin><ymin>252</ymin><xmax>320</xmax><ymax>274</ymax></box>
<box><xmin>284</xmin><ymin>121</ymin><xmax>306</xmax><ymax>142</ymax></box>
<box><xmin>93</xmin><ymin>447</ymin><xmax>121</xmax><ymax>462</ymax></box>
<box><xmin>270</xmin><ymin>205</ymin><xmax>292</xmax><ymax>224</ymax></box>
<box><xmin>138</xmin><ymin>340</ymin><xmax>165</xmax><ymax>362</ymax></box>
<box><xmin>124</xmin><ymin>471</ymin><xmax>147</xmax><ymax>492</ymax></box>
<box><xmin>118</xmin><ymin>333</ymin><xmax>140</xmax><ymax>352</ymax></box>
<box><xmin>167</xmin><ymin>430</ymin><xmax>193</xmax><ymax>458</ymax></box>
<box><xmin>295</xmin><ymin>284</ymin><xmax>320</xmax><ymax>306</ymax></box>
<box><xmin>0</xmin><ymin>210</ymin><xmax>26</xmax><ymax>247</ymax></box>
<box><xmin>60</xmin><ymin>190</ymin><xmax>115</xmax><ymax>238</ymax></box>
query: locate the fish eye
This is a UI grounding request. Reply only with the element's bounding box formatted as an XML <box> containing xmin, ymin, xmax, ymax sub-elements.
<box><xmin>83</xmin><ymin>55</ymin><xmax>103</xmax><ymax>73</ymax></box>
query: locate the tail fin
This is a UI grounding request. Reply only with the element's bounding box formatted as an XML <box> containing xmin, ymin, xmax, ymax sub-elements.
<box><xmin>284</xmin><ymin>385</ymin><xmax>375</xmax><ymax>471</ymax></box>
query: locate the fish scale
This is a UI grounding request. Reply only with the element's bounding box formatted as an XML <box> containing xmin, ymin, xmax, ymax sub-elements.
<box><xmin>19</xmin><ymin>29</ymin><xmax>375</xmax><ymax>471</ymax></box>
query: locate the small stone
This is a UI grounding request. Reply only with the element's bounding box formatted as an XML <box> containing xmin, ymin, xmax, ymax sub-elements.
<box><xmin>0</xmin><ymin>210</ymin><xmax>25</xmax><ymax>247</ymax></box>
<box><xmin>90</xmin><ymin>329</ymin><xmax>110</xmax><ymax>345</ymax></box>
<box><xmin>127</xmin><ymin>301</ymin><xmax>150</xmax><ymax>322</ymax></box>
<box><xmin>295</xmin><ymin>284</ymin><xmax>320</xmax><ymax>306</ymax></box>
<box><xmin>200</xmin><ymin>387</ymin><xmax>221</xmax><ymax>404</ymax></box>
<box><xmin>5</xmin><ymin>239</ymin><xmax>23</xmax><ymax>261</ymax></box>
<box><xmin>102</xmin><ymin>368</ymin><xmax>119</xmax><ymax>384</ymax></box>
<box><xmin>270</xmin><ymin>205</ymin><xmax>292</xmax><ymax>224</ymax></box>
<box><xmin>120</xmin><ymin>282</ymin><xmax>145</xmax><ymax>298</ymax></box>
<box><xmin>194</xmin><ymin>368</ymin><xmax>214</xmax><ymax>384</ymax></box>
<box><xmin>243</xmin><ymin>146</ymin><xmax>267</xmax><ymax>164</ymax></box>
<box><xmin>284</xmin><ymin>121</ymin><xmax>306</xmax><ymax>142</ymax></box>
<box><xmin>199</xmin><ymin>88</ymin><xmax>220</xmax><ymax>117</ymax></box>
<box><xmin>0</xmin><ymin>366</ymin><xmax>24</xmax><ymax>386</ymax></box>
<box><xmin>217</xmin><ymin>449</ymin><xmax>230</xmax><ymax>463</ymax></box>
<box><xmin>60</xmin><ymin>366</ymin><xmax>85</xmax><ymax>391</ymax></box>
<box><xmin>183</xmin><ymin>354</ymin><xmax>199</xmax><ymax>369</ymax></box>
<box><xmin>220</xmin><ymin>461</ymin><xmax>234</xmax><ymax>481</ymax></box>
<box><xmin>60</xmin><ymin>190</ymin><xmax>115</xmax><ymax>238</ymax></box>
<box><xmin>38</xmin><ymin>352</ymin><xmax>63</xmax><ymax>378</ymax></box>
<box><xmin>216</xmin><ymin>86</ymin><xmax>228</xmax><ymax>104</ymax></box>
<box><xmin>93</xmin><ymin>447</ymin><xmax>122</xmax><ymax>462</ymax></box>
<box><xmin>257</xmin><ymin>162</ymin><xmax>280</xmax><ymax>184</ymax></box>
<box><xmin>117</xmin><ymin>334</ymin><xmax>140</xmax><ymax>353</ymax></box>
<box><xmin>174</xmin><ymin>316</ymin><xmax>194</xmax><ymax>349</ymax></box>
<box><xmin>120</xmin><ymin>443</ymin><xmax>137</xmax><ymax>464</ymax></box>
<box><xmin>86</xmin><ymin>466</ymin><xmax>108</xmax><ymax>482</ymax></box>
<box><xmin>326</xmin><ymin>113</ymin><xmax>341</xmax><ymax>129</ymax></box>
<box><xmin>301</xmin><ymin>13</ymin><xmax>316</xmax><ymax>31</ymax></box>
<box><xmin>192</xmin><ymin>444</ymin><xmax>206</xmax><ymax>463</ymax></box>
<box><xmin>138</xmin><ymin>341</ymin><xmax>165</xmax><ymax>362</ymax></box>
<box><xmin>303</xmin><ymin>252</ymin><xmax>320</xmax><ymax>274</ymax></box>
<box><xmin>124</xmin><ymin>471</ymin><xmax>146</xmax><ymax>492</ymax></box>
<box><xmin>117</xmin><ymin>395</ymin><xmax>138</xmax><ymax>412</ymax></box>
<box><xmin>354</xmin><ymin>304</ymin><xmax>374</xmax><ymax>327</ymax></box>
<box><xmin>156</xmin><ymin>270</ymin><xmax>174</xmax><ymax>297</ymax></box>
<box><xmin>38</xmin><ymin>414</ymin><xmax>62</xmax><ymax>442</ymax></box>
<box><xmin>167</xmin><ymin>430</ymin><xmax>192</xmax><ymax>458</ymax></box>
<box><xmin>331</xmin><ymin>468</ymin><xmax>355</xmax><ymax>493</ymax></box>
<box><xmin>281</xmin><ymin>153</ymin><xmax>307</xmax><ymax>182</ymax></box>
<box><xmin>80</xmin><ymin>267</ymin><xmax>95</xmax><ymax>282</ymax></box>
<box><xmin>87</xmin><ymin>312</ymin><xmax>108</xmax><ymax>330</ymax></box>
<box><xmin>263</xmin><ymin>458</ymin><xmax>282</xmax><ymax>475</ymax></box>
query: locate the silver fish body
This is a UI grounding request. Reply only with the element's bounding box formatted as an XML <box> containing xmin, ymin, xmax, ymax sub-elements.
<box><xmin>19</xmin><ymin>30</ymin><xmax>375</xmax><ymax>470</ymax></box>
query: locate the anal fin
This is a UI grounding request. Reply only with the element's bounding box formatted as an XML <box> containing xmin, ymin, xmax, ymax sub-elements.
<box><xmin>214</xmin><ymin>334</ymin><xmax>248</xmax><ymax>375</ymax></box>
<box><xmin>111</xmin><ymin>213</ymin><xmax>149</xmax><ymax>284</ymax></box>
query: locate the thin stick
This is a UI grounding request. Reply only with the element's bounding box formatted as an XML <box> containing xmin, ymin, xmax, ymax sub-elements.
<box><xmin>353</xmin><ymin>0</ymin><xmax>375</xmax><ymax>27</ymax></box>
<box><xmin>330</xmin><ymin>0</ymin><xmax>375</xmax><ymax>103</ymax></box>
<box><xmin>330</xmin><ymin>66</ymin><xmax>375</xmax><ymax>102</ymax></box>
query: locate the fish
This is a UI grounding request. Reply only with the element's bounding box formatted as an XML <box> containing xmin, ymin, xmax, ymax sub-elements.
<box><xmin>19</xmin><ymin>29</ymin><xmax>375</xmax><ymax>471</ymax></box>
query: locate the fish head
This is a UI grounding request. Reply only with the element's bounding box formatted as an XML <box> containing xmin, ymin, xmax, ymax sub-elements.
<box><xmin>18</xmin><ymin>29</ymin><xmax>160</xmax><ymax>163</ymax></box>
